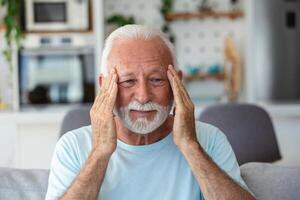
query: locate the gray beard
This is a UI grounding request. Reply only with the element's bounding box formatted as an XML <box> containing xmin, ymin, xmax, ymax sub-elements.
<box><xmin>114</xmin><ymin>101</ymin><xmax>173</xmax><ymax>135</ymax></box>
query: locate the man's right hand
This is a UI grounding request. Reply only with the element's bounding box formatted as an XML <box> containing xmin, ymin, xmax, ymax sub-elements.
<box><xmin>58</xmin><ymin>69</ymin><xmax>118</xmax><ymax>200</ymax></box>
<box><xmin>90</xmin><ymin>68</ymin><xmax>118</xmax><ymax>158</ymax></box>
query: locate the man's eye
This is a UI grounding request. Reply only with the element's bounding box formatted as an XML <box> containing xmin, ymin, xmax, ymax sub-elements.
<box><xmin>119</xmin><ymin>79</ymin><xmax>136</xmax><ymax>88</ymax></box>
<box><xmin>149</xmin><ymin>78</ymin><xmax>164</xmax><ymax>86</ymax></box>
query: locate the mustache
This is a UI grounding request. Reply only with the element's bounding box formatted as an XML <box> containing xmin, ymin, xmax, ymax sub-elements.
<box><xmin>115</xmin><ymin>100</ymin><xmax>173</xmax><ymax>134</ymax></box>
<box><xmin>127</xmin><ymin>101</ymin><xmax>163</xmax><ymax>112</ymax></box>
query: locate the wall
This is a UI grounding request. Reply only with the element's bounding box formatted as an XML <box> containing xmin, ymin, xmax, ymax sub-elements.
<box><xmin>104</xmin><ymin>0</ymin><xmax>245</xmax><ymax>103</ymax></box>
<box><xmin>0</xmin><ymin>6</ymin><xmax>5</xmax><ymax>20</ymax></box>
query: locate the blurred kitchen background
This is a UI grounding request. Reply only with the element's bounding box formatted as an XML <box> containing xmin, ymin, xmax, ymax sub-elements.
<box><xmin>0</xmin><ymin>0</ymin><xmax>300</xmax><ymax>169</ymax></box>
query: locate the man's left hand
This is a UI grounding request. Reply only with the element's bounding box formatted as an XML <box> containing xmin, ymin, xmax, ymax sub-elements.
<box><xmin>167</xmin><ymin>64</ymin><xmax>198</xmax><ymax>151</ymax></box>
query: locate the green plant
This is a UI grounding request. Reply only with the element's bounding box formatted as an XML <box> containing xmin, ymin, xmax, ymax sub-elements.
<box><xmin>106</xmin><ymin>15</ymin><xmax>135</xmax><ymax>27</ymax></box>
<box><xmin>160</xmin><ymin>0</ymin><xmax>173</xmax><ymax>15</ymax></box>
<box><xmin>160</xmin><ymin>0</ymin><xmax>175</xmax><ymax>43</ymax></box>
<box><xmin>0</xmin><ymin>0</ymin><xmax>23</xmax><ymax>72</ymax></box>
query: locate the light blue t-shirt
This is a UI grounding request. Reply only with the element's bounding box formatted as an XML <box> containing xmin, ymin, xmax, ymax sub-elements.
<box><xmin>46</xmin><ymin>121</ymin><xmax>248</xmax><ymax>200</ymax></box>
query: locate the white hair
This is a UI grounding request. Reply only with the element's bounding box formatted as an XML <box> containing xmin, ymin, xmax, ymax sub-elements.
<box><xmin>100</xmin><ymin>24</ymin><xmax>177</xmax><ymax>75</ymax></box>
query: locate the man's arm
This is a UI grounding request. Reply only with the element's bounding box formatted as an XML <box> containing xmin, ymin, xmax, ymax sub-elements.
<box><xmin>167</xmin><ymin>64</ymin><xmax>255</xmax><ymax>200</ymax></box>
<box><xmin>180</xmin><ymin>141</ymin><xmax>253</xmax><ymax>200</ymax></box>
<box><xmin>59</xmin><ymin>69</ymin><xmax>118</xmax><ymax>200</ymax></box>
<box><xmin>59</xmin><ymin>150</ymin><xmax>110</xmax><ymax>200</ymax></box>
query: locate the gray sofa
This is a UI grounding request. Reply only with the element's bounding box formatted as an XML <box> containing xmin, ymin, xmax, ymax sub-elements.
<box><xmin>0</xmin><ymin>168</ymin><xmax>49</xmax><ymax>199</ymax></box>
<box><xmin>0</xmin><ymin>162</ymin><xmax>300</xmax><ymax>200</ymax></box>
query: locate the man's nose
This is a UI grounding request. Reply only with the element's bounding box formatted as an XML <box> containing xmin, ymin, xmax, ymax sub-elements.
<box><xmin>134</xmin><ymin>80</ymin><xmax>152</xmax><ymax>104</ymax></box>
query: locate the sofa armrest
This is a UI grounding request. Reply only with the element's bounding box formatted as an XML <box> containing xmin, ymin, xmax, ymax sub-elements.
<box><xmin>241</xmin><ymin>162</ymin><xmax>300</xmax><ymax>200</ymax></box>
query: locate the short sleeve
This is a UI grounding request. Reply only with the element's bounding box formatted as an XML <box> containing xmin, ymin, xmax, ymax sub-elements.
<box><xmin>209</xmin><ymin>128</ymin><xmax>249</xmax><ymax>191</ymax></box>
<box><xmin>45</xmin><ymin>132</ymin><xmax>81</xmax><ymax>200</ymax></box>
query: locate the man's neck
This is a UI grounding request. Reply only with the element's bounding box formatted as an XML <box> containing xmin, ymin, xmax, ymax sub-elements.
<box><xmin>115</xmin><ymin>116</ymin><xmax>174</xmax><ymax>145</ymax></box>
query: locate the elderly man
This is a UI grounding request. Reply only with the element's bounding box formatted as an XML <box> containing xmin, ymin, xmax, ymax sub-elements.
<box><xmin>46</xmin><ymin>25</ymin><xmax>255</xmax><ymax>200</ymax></box>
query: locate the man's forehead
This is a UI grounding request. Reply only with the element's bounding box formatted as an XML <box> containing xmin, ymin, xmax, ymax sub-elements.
<box><xmin>106</xmin><ymin>37</ymin><xmax>173</xmax><ymax>75</ymax></box>
<box><xmin>117</xmin><ymin>65</ymin><xmax>167</xmax><ymax>76</ymax></box>
<box><xmin>111</xmin><ymin>40</ymin><xmax>168</xmax><ymax>58</ymax></box>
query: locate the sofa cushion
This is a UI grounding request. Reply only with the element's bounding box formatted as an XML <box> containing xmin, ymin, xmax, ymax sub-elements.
<box><xmin>241</xmin><ymin>162</ymin><xmax>300</xmax><ymax>200</ymax></box>
<box><xmin>0</xmin><ymin>167</ymin><xmax>49</xmax><ymax>200</ymax></box>
<box><xmin>1</xmin><ymin>163</ymin><xmax>300</xmax><ymax>200</ymax></box>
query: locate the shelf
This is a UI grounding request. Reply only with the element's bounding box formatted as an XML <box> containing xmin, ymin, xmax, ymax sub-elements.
<box><xmin>24</xmin><ymin>30</ymin><xmax>93</xmax><ymax>35</ymax></box>
<box><xmin>184</xmin><ymin>73</ymin><xmax>225</xmax><ymax>82</ymax></box>
<box><xmin>165</xmin><ymin>11</ymin><xmax>244</xmax><ymax>21</ymax></box>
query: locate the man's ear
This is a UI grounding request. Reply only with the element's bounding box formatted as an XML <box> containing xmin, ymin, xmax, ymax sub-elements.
<box><xmin>98</xmin><ymin>74</ymin><xmax>104</xmax><ymax>88</ymax></box>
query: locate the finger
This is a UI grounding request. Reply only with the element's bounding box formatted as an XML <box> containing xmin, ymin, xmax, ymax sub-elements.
<box><xmin>102</xmin><ymin>70</ymin><xmax>118</xmax><ymax>112</ymax></box>
<box><xmin>167</xmin><ymin>69</ymin><xmax>180</xmax><ymax>113</ymax></box>
<box><xmin>102</xmin><ymin>68</ymin><xmax>116</xmax><ymax>99</ymax></box>
<box><xmin>173</xmin><ymin>76</ymin><xmax>192</xmax><ymax>106</ymax></box>
<box><xmin>95</xmin><ymin>69</ymin><xmax>116</xmax><ymax>110</ymax></box>
<box><xmin>94</xmin><ymin>72</ymin><xmax>112</xmax><ymax>103</ymax></box>
<box><xmin>99</xmin><ymin>72</ymin><xmax>112</xmax><ymax>94</ymax></box>
<box><xmin>168</xmin><ymin>65</ymin><xmax>187</xmax><ymax>94</ymax></box>
<box><xmin>173</xmin><ymin>75</ymin><xmax>192</xmax><ymax>108</ymax></box>
<box><xmin>167</xmin><ymin>65</ymin><xmax>187</xmax><ymax>103</ymax></box>
<box><xmin>94</xmin><ymin>75</ymin><xmax>108</xmax><ymax>102</ymax></box>
<box><xmin>106</xmin><ymin>70</ymin><xmax>117</xmax><ymax>99</ymax></box>
<box><xmin>168</xmin><ymin>65</ymin><xmax>182</xmax><ymax>84</ymax></box>
<box><xmin>92</xmin><ymin>86</ymin><xmax>106</xmax><ymax>110</ymax></box>
<box><xmin>167</xmin><ymin>65</ymin><xmax>183</xmax><ymax>93</ymax></box>
<box><xmin>106</xmin><ymin>80</ymin><xmax>118</xmax><ymax>112</ymax></box>
<box><xmin>167</xmin><ymin>68</ymin><xmax>174</xmax><ymax>90</ymax></box>
<box><xmin>168</xmin><ymin>65</ymin><xmax>193</xmax><ymax>106</ymax></box>
<box><xmin>167</xmin><ymin>69</ymin><xmax>184</xmax><ymax>106</ymax></box>
<box><xmin>102</xmin><ymin>69</ymin><xmax>116</xmax><ymax>94</ymax></box>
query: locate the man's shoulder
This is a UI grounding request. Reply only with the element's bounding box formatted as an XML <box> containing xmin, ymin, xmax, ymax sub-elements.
<box><xmin>194</xmin><ymin>121</ymin><xmax>227</xmax><ymax>153</ymax></box>
<box><xmin>195</xmin><ymin>121</ymin><xmax>223</xmax><ymax>136</ymax></box>
<box><xmin>57</xmin><ymin>125</ymin><xmax>92</xmax><ymax>153</ymax></box>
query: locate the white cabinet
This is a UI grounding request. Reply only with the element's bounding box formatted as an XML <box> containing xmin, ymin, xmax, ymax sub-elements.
<box><xmin>0</xmin><ymin>112</ymin><xmax>65</xmax><ymax>169</ymax></box>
